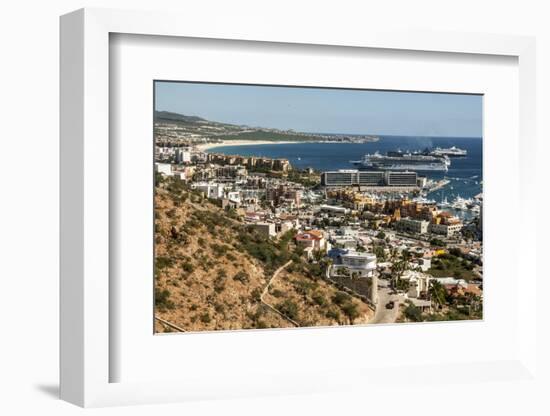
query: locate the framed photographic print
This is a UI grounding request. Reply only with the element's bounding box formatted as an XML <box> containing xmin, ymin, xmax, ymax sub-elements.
<box><xmin>152</xmin><ymin>81</ymin><xmax>483</xmax><ymax>333</ymax></box>
<box><xmin>60</xmin><ymin>8</ymin><xmax>539</xmax><ymax>408</ymax></box>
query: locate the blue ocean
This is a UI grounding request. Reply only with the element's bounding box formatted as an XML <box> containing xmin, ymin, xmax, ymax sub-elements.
<box><xmin>211</xmin><ymin>136</ymin><xmax>483</xmax><ymax>203</ymax></box>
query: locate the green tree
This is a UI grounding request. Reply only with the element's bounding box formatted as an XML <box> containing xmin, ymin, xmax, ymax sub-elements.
<box><xmin>390</xmin><ymin>249</ymin><xmax>409</xmax><ymax>290</ymax></box>
<box><xmin>429</xmin><ymin>280</ymin><xmax>446</xmax><ymax>309</ymax></box>
<box><xmin>403</xmin><ymin>301</ymin><xmax>423</xmax><ymax>322</ymax></box>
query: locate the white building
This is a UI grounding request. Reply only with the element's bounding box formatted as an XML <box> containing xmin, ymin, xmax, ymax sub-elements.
<box><xmin>418</xmin><ymin>258</ymin><xmax>431</xmax><ymax>272</ymax></box>
<box><xmin>175</xmin><ymin>149</ymin><xmax>191</xmax><ymax>163</ymax></box>
<box><xmin>332</xmin><ymin>250</ymin><xmax>377</xmax><ymax>278</ymax></box>
<box><xmin>155</xmin><ymin>162</ymin><xmax>173</xmax><ymax>176</ymax></box>
<box><xmin>400</xmin><ymin>270</ymin><xmax>431</xmax><ymax>298</ymax></box>
<box><xmin>191</xmin><ymin>182</ymin><xmax>225</xmax><ymax>199</ymax></box>
<box><xmin>320</xmin><ymin>204</ymin><xmax>350</xmax><ymax>215</ymax></box>
<box><xmin>226</xmin><ymin>191</ymin><xmax>241</xmax><ymax>204</ymax></box>
<box><xmin>431</xmin><ymin>277</ymin><xmax>468</xmax><ymax>288</ymax></box>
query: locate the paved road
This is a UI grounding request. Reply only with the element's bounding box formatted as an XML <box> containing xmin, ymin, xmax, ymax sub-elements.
<box><xmin>370</xmin><ymin>279</ymin><xmax>403</xmax><ymax>324</ymax></box>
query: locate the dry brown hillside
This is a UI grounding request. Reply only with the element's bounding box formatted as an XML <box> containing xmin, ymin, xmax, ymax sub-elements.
<box><xmin>154</xmin><ymin>176</ymin><xmax>373</xmax><ymax>333</ymax></box>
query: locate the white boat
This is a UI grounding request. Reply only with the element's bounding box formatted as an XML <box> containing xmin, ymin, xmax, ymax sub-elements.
<box><xmin>412</xmin><ymin>196</ymin><xmax>436</xmax><ymax>204</ymax></box>
<box><xmin>439</xmin><ymin>196</ymin><xmax>451</xmax><ymax>208</ymax></box>
<box><xmin>451</xmin><ymin>195</ymin><xmax>474</xmax><ymax>210</ymax></box>
<box><xmin>431</xmin><ymin>146</ymin><xmax>467</xmax><ymax>157</ymax></box>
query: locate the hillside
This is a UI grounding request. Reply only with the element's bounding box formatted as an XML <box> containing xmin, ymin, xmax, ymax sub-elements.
<box><xmin>154</xmin><ymin>110</ymin><xmax>379</xmax><ymax>143</ymax></box>
<box><xmin>154</xmin><ymin>111</ymin><xmax>209</xmax><ymax>124</ymax></box>
<box><xmin>154</xmin><ymin>176</ymin><xmax>373</xmax><ymax>333</ymax></box>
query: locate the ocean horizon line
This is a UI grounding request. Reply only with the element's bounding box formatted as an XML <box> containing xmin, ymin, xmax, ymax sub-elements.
<box><xmin>301</xmin><ymin>132</ymin><xmax>482</xmax><ymax>139</ymax></box>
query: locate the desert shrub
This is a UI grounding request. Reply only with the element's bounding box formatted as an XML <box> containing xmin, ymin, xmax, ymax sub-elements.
<box><xmin>271</xmin><ymin>289</ymin><xmax>285</xmax><ymax>298</ymax></box>
<box><xmin>312</xmin><ymin>292</ymin><xmax>327</xmax><ymax>306</ymax></box>
<box><xmin>236</xmin><ymin>228</ymin><xmax>290</xmax><ymax>272</ymax></box>
<box><xmin>200</xmin><ymin>313</ymin><xmax>211</xmax><ymax>324</ymax></box>
<box><xmin>155</xmin><ymin>288</ymin><xmax>175</xmax><ymax>311</ymax></box>
<box><xmin>341</xmin><ymin>302</ymin><xmax>360</xmax><ymax>324</ymax></box>
<box><xmin>214</xmin><ymin>303</ymin><xmax>225</xmax><ymax>314</ymax></box>
<box><xmin>156</xmin><ymin>256</ymin><xmax>173</xmax><ymax>270</ymax></box>
<box><xmin>294</xmin><ymin>279</ymin><xmax>318</xmax><ymax>297</ymax></box>
<box><xmin>256</xmin><ymin>320</ymin><xmax>268</xmax><ymax>329</ymax></box>
<box><xmin>325</xmin><ymin>309</ymin><xmax>340</xmax><ymax>321</ymax></box>
<box><xmin>211</xmin><ymin>243</ymin><xmax>229</xmax><ymax>257</ymax></box>
<box><xmin>306</xmin><ymin>262</ymin><xmax>325</xmax><ymax>279</ymax></box>
<box><xmin>233</xmin><ymin>271</ymin><xmax>250</xmax><ymax>284</ymax></box>
<box><xmin>214</xmin><ymin>270</ymin><xmax>227</xmax><ymax>293</ymax></box>
<box><xmin>182</xmin><ymin>262</ymin><xmax>194</xmax><ymax>273</ymax></box>
<box><xmin>331</xmin><ymin>291</ymin><xmax>351</xmax><ymax>306</ymax></box>
<box><xmin>250</xmin><ymin>288</ymin><xmax>262</xmax><ymax>302</ymax></box>
<box><xmin>276</xmin><ymin>299</ymin><xmax>299</xmax><ymax>320</ymax></box>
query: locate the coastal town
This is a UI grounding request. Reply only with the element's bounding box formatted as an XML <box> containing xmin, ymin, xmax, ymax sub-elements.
<box><xmin>154</xmin><ymin>118</ymin><xmax>483</xmax><ymax>332</ymax></box>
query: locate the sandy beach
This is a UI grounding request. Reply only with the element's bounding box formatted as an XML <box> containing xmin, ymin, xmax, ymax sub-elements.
<box><xmin>196</xmin><ymin>140</ymin><xmax>301</xmax><ymax>152</ymax></box>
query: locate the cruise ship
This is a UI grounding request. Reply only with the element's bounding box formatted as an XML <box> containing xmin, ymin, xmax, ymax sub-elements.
<box><xmin>430</xmin><ymin>146</ymin><xmax>467</xmax><ymax>157</ymax></box>
<box><xmin>352</xmin><ymin>151</ymin><xmax>450</xmax><ymax>172</ymax></box>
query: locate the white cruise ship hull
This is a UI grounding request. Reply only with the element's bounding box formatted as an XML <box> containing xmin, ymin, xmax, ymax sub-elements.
<box><xmin>354</xmin><ymin>163</ymin><xmax>448</xmax><ymax>171</ymax></box>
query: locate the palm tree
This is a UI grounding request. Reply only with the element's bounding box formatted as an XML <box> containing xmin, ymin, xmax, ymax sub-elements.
<box><xmin>429</xmin><ymin>280</ymin><xmax>446</xmax><ymax>310</ymax></box>
<box><xmin>389</xmin><ymin>247</ymin><xmax>409</xmax><ymax>290</ymax></box>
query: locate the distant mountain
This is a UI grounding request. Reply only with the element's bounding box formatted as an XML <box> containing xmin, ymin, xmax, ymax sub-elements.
<box><xmin>154</xmin><ymin>111</ymin><xmax>208</xmax><ymax>124</ymax></box>
<box><xmin>154</xmin><ymin>111</ymin><xmax>379</xmax><ymax>143</ymax></box>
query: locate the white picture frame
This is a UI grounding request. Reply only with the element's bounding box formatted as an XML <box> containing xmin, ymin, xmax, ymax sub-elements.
<box><xmin>60</xmin><ymin>8</ymin><xmax>538</xmax><ymax>408</ymax></box>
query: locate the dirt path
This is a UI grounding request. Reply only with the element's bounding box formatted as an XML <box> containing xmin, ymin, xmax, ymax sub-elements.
<box><xmin>260</xmin><ymin>260</ymin><xmax>299</xmax><ymax>327</ymax></box>
<box><xmin>155</xmin><ymin>315</ymin><xmax>187</xmax><ymax>332</ymax></box>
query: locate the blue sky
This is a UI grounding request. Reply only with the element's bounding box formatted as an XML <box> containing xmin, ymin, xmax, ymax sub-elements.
<box><xmin>155</xmin><ymin>81</ymin><xmax>482</xmax><ymax>138</ymax></box>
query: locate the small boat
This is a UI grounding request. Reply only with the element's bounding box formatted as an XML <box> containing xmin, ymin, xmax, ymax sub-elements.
<box><xmin>439</xmin><ymin>196</ymin><xmax>451</xmax><ymax>208</ymax></box>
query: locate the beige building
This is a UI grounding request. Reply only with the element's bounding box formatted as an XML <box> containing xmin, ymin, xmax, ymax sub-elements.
<box><xmin>396</xmin><ymin>218</ymin><xmax>429</xmax><ymax>234</ymax></box>
<box><xmin>429</xmin><ymin>222</ymin><xmax>463</xmax><ymax>237</ymax></box>
<box><xmin>295</xmin><ymin>230</ymin><xmax>326</xmax><ymax>251</ymax></box>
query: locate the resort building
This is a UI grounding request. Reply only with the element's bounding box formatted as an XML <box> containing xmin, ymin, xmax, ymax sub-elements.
<box><xmin>321</xmin><ymin>169</ymin><xmax>418</xmax><ymax>188</ymax></box>
<box><xmin>396</xmin><ymin>218</ymin><xmax>429</xmax><ymax>234</ymax></box>
<box><xmin>429</xmin><ymin>222</ymin><xmax>463</xmax><ymax>237</ymax></box>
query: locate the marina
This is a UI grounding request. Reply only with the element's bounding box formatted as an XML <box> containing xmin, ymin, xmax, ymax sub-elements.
<box><xmin>212</xmin><ymin>136</ymin><xmax>482</xmax><ymax>203</ymax></box>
